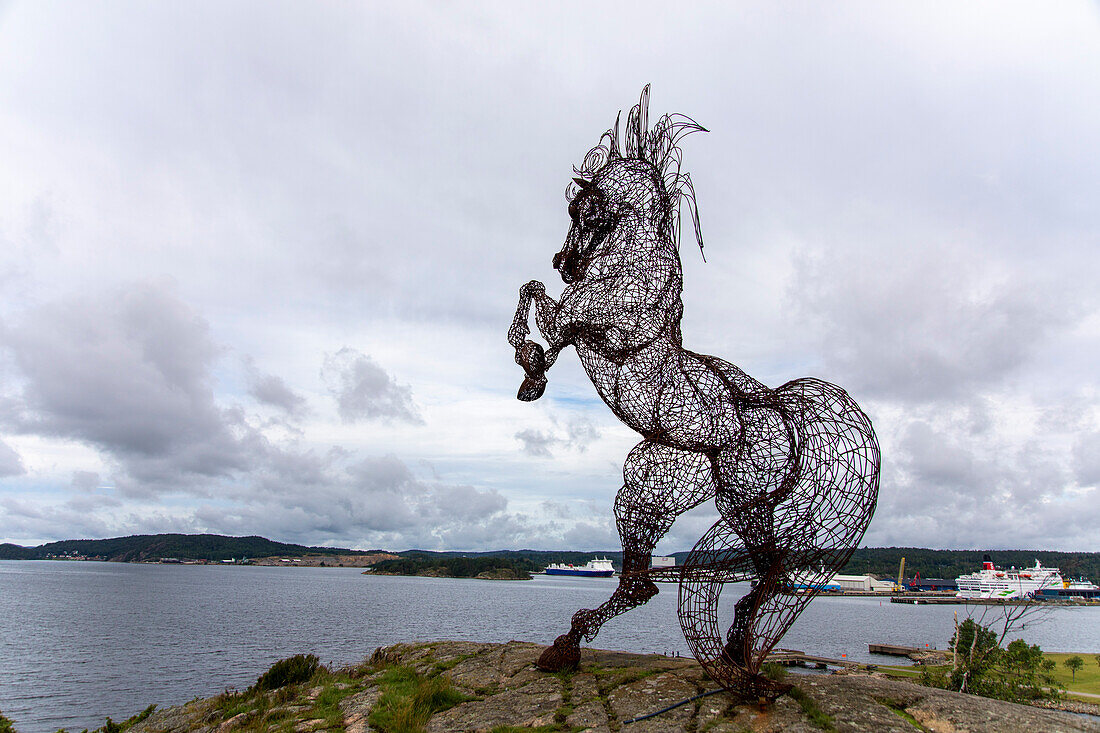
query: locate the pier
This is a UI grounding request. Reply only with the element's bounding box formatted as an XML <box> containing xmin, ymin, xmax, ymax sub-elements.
<box><xmin>764</xmin><ymin>649</ymin><xmax>860</xmax><ymax>670</ymax></box>
<box><xmin>867</xmin><ymin>643</ymin><xmax>923</xmax><ymax>656</ymax></box>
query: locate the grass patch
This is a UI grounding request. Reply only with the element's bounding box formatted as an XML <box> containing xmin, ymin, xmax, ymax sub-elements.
<box><xmin>205</xmin><ymin>655</ymin><xmax>376</xmax><ymax>733</ymax></box>
<box><xmin>1044</xmin><ymin>653</ymin><xmax>1100</xmax><ymax>695</ymax></box>
<box><xmin>876</xmin><ymin>698</ymin><xmax>926</xmax><ymax>731</ymax></box>
<box><xmin>254</xmin><ymin>653</ymin><xmax>321</xmax><ymax>692</ymax></box>
<box><xmin>368</xmin><ymin>665</ymin><xmax>473</xmax><ymax>733</ymax></box>
<box><xmin>761</xmin><ymin>662</ymin><xmax>789</xmax><ymax>682</ymax></box>
<box><xmin>875</xmin><ymin>664</ymin><xmax>927</xmax><ymax>680</ymax></box>
<box><xmin>587</xmin><ymin>666</ymin><xmax>663</xmax><ymax>696</ymax></box>
<box><xmin>429</xmin><ymin>650</ymin><xmax>480</xmax><ymax>677</ymax></box>
<box><xmin>788</xmin><ymin>686</ymin><xmax>836</xmax><ymax>732</ymax></box>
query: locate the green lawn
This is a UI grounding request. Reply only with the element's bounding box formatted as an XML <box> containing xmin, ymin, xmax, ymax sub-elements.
<box><xmin>876</xmin><ymin>654</ymin><xmax>1100</xmax><ymax>698</ymax></box>
<box><xmin>874</xmin><ymin>664</ymin><xmax>924</xmax><ymax>679</ymax></box>
<box><xmin>1044</xmin><ymin>653</ymin><xmax>1100</xmax><ymax>696</ymax></box>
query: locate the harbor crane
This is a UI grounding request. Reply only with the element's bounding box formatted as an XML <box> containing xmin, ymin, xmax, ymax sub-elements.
<box><xmin>894</xmin><ymin>557</ymin><xmax>906</xmax><ymax>592</ymax></box>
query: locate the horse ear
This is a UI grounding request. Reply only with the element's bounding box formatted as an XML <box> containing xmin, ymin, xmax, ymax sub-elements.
<box><xmin>573</xmin><ymin>177</ymin><xmax>593</xmax><ymax>189</ymax></box>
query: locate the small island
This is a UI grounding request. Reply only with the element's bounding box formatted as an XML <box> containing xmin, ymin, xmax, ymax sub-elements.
<box><xmin>364</xmin><ymin>556</ymin><xmax>539</xmax><ymax>580</ymax></box>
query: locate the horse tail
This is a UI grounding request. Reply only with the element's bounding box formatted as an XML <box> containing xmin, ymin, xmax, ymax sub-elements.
<box><xmin>678</xmin><ymin>378</ymin><xmax>879</xmax><ymax>689</ymax></box>
<box><xmin>769</xmin><ymin>377</ymin><xmax>881</xmax><ymax>570</ymax></box>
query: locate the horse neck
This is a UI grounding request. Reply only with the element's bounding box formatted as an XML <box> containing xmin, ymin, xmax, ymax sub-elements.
<box><xmin>589</xmin><ymin>223</ymin><xmax>686</xmax><ymax>352</ymax></box>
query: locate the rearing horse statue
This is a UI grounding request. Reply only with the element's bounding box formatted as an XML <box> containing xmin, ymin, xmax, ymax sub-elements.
<box><xmin>508</xmin><ymin>86</ymin><xmax>880</xmax><ymax>698</ymax></box>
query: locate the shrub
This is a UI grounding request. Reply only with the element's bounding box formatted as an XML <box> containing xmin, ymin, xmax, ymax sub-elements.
<box><xmin>761</xmin><ymin>662</ymin><xmax>788</xmax><ymax>682</ymax></box>
<box><xmin>0</xmin><ymin>711</ymin><xmax>14</xmax><ymax>733</ymax></box>
<box><xmin>254</xmin><ymin>654</ymin><xmax>322</xmax><ymax>692</ymax></box>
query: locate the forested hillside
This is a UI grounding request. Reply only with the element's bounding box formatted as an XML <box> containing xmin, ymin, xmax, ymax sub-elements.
<box><xmin>0</xmin><ymin>534</ymin><xmax>383</xmax><ymax>562</ymax></box>
<box><xmin>2</xmin><ymin>536</ymin><xmax>1097</xmax><ymax>581</ymax></box>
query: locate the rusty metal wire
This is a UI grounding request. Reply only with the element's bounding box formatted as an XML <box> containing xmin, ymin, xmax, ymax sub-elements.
<box><xmin>508</xmin><ymin>86</ymin><xmax>880</xmax><ymax>698</ymax></box>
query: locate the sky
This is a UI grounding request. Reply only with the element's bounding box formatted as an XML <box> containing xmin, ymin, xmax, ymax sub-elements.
<box><xmin>1</xmin><ymin>2</ymin><xmax>1099</xmax><ymax>553</ymax></box>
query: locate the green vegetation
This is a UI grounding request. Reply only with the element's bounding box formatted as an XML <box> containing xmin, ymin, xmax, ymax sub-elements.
<box><xmin>367</xmin><ymin>666</ymin><xmax>472</xmax><ymax>733</ymax></box>
<box><xmin>0</xmin><ymin>710</ymin><xmax>15</xmax><ymax>733</ymax></box>
<box><xmin>915</xmin><ymin>619</ymin><xmax>1062</xmax><ymax>704</ymax></box>
<box><xmin>788</xmin><ymin>686</ymin><xmax>836</xmax><ymax>732</ymax></box>
<box><xmin>207</xmin><ymin>654</ymin><xmax>392</xmax><ymax>733</ymax></box>
<box><xmin>1045</xmin><ymin>652</ymin><xmax>1100</xmax><ymax>695</ymax></box>
<box><xmin>368</xmin><ymin>556</ymin><xmax>536</xmax><ymax>579</ymax></box>
<box><xmin>761</xmin><ymin>662</ymin><xmax>789</xmax><ymax>682</ymax></box>
<box><xmin>875</xmin><ymin>698</ymin><xmax>924</xmax><ymax>730</ymax></box>
<box><xmin>835</xmin><ymin>547</ymin><xmax>1100</xmax><ymax>582</ymax></box>
<box><xmin>1063</xmin><ymin>655</ymin><xmax>1085</xmax><ymax>682</ymax></box>
<box><xmin>254</xmin><ymin>654</ymin><xmax>321</xmax><ymax>692</ymax></box>
<box><xmin>5</xmin><ymin>536</ymin><xmax>1099</xmax><ymax>581</ymax></box>
<box><xmin>0</xmin><ymin>533</ymin><xmax>385</xmax><ymax>562</ymax></box>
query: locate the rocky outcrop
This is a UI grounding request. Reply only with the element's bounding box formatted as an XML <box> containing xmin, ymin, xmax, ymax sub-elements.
<box><xmin>127</xmin><ymin>640</ymin><xmax>1100</xmax><ymax>733</ymax></box>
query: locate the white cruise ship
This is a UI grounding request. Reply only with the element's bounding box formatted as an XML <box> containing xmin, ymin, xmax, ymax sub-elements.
<box><xmin>955</xmin><ymin>556</ymin><xmax>1080</xmax><ymax>599</ymax></box>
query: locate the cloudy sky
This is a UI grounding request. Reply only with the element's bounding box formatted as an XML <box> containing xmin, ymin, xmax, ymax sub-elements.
<box><xmin>1</xmin><ymin>2</ymin><xmax>1098</xmax><ymax>552</ymax></box>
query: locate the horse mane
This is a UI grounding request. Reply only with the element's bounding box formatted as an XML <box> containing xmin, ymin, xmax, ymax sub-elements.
<box><xmin>568</xmin><ymin>85</ymin><xmax>708</xmax><ymax>260</ymax></box>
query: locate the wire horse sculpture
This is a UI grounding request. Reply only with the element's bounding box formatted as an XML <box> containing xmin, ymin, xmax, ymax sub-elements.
<box><xmin>508</xmin><ymin>86</ymin><xmax>880</xmax><ymax>698</ymax></box>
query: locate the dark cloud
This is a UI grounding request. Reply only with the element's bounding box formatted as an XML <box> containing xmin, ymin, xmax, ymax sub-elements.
<box><xmin>245</xmin><ymin>360</ymin><xmax>308</xmax><ymax>418</ymax></box>
<box><xmin>515</xmin><ymin>418</ymin><xmax>602</xmax><ymax>457</ymax></box>
<box><xmin>189</xmin><ymin>452</ymin><xmax>515</xmax><ymax>549</ymax></box>
<box><xmin>0</xmin><ymin>438</ymin><xmax>25</xmax><ymax>477</ymax></box>
<box><xmin>70</xmin><ymin>470</ymin><xmax>100</xmax><ymax>491</ymax></box>
<box><xmin>0</xmin><ymin>283</ymin><xmax>256</xmax><ymax>490</ymax></box>
<box><xmin>515</xmin><ymin>428</ymin><xmax>556</xmax><ymax>458</ymax></box>
<box><xmin>321</xmin><ymin>348</ymin><xmax>423</xmax><ymax>425</ymax></box>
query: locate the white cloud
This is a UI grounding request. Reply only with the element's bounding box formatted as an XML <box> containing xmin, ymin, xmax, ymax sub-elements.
<box><xmin>0</xmin><ymin>2</ymin><xmax>1099</xmax><ymax>552</ymax></box>
<box><xmin>321</xmin><ymin>348</ymin><xmax>423</xmax><ymax>425</ymax></box>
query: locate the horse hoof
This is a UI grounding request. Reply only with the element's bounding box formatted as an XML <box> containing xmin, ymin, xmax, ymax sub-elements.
<box><xmin>518</xmin><ymin>375</ymin><xmax>547</xmax><ymax>402</ymax></box>
<box><xmin>536</xmin><ymin>634</ymin><xmax>580</xmax><ymax>672</ymax></box>
<box><xmin>752</xmin><ymin>675</ymin><xmax>793</xmax><ymax>700</ymax></box>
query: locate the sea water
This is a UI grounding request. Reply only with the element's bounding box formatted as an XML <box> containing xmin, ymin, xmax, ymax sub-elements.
<box><xmin>2</xmin><ymin>560</ymin><xmax>1098</xmax><ymax>733</ymax></box>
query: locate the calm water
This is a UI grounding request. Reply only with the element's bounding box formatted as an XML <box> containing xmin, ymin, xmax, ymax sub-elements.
<box><xmin>2</xmin><ymin>560</ymin><xmax>1098</xmax><ymax>732</ymax></box>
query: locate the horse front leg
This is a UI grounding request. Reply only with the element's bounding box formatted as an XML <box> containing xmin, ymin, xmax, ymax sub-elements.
<box><xmin>509</xmin><ymin>280</ymin><xmax>571</xmax><ymax>402</ymax></box>
<box><xmin>537</xmin><ymin>442</ymin><xmax>718</xmax><ymax>672</ymax></box>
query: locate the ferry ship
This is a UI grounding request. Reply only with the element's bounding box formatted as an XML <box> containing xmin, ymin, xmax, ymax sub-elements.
<box><xmin>544</xmin><ymin>558</ymin><xmax>615</xmax><ymax>577</ymax></box>
<box><xmin>955</xmin><ymin>555</ymin><xmax>1098</xmax><ymax>599</ymax></box>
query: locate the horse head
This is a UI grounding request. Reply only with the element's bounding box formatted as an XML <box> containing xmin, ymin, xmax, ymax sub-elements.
<box><xmin>552</xmin><ymin>85</ymin><xmax>708</xmax><ymax>285</ymax></box>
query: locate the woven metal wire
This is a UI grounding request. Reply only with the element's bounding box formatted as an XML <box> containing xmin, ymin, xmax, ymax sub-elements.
<box><xmin>508</xmin><ymin>86</ymin><xmax>880</xmax><ymax>698</ymax></box>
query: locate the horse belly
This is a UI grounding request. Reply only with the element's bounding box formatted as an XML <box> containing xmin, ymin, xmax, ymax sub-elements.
<box><xmin>652</xmin><ymin>372</ymin><xmax>742</xmax><ymax>450</ymax></box>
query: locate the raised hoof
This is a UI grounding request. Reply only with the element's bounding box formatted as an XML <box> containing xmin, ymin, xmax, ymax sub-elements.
<box><xmin>517</xmin><ymin>375</ymin><xmax>547</xmax><ymax>402</ymax></box>
<box><xmin>536</xmin><ymin>634</ymin><xmax>580</xmax><ymax>672</ymax></box>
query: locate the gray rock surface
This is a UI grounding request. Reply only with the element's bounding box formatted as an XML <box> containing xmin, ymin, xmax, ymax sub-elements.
<box><xmin>122</xmin><ymin>640</ymin><xmax>1099</xmax><ymax>733</ymax></box>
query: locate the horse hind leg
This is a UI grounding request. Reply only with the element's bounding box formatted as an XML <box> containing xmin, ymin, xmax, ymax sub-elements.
<box><xmin>536</xmin><ymin>441</ymin><xmax>717</xmax><ymax>672</ymax></box>
<box><xmin>679</xmin><ymin>517</ymin><xmax>795</xmax><ymax>699</ymax></box>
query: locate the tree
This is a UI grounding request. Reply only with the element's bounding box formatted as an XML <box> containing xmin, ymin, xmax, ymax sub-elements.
<box><xmin>1094</xmin><ymin>654</ymin><xmax>1100</xmax><ymax>669</ymax></box>
<box><xmin>948</xmin><ymin>618</ymin><xmax>1000</xmax><ymax>694</ymax></box>
<box><xmin>1064</xmin><ymin>655</ymin><xmax>1084</xmax><ymax>682</ymax></box>
<box><xmin>924</xmin><ymin>600</ymin><xmax>1062</xmax><ymax>703</ymax></box>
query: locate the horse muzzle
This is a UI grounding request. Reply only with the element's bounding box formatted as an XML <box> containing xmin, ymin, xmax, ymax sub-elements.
<box><xmin>553</xmin><ymin>247</ymin><xmax>584</xmax><ymax>284</ymax></box>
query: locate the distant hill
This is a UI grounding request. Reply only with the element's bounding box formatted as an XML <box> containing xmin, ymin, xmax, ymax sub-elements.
<box><xmin>838</xmin><ymin>547</ymin><xmax>1100</xmax><ymax>582</ymax></box>
<box><xmin>667</xmin><ymin>547</ymin><xmax>1100</xmax><ymax>582</ymax></box>
<box><xmin>2</xmin><ymin>536</ymin><xmax>1098</xmax><ymax>580</ymax></box>
<box><xmin>0</xmin><ymin>533</ymin><xmax>385</xmax><ymax>562</ymax></box>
